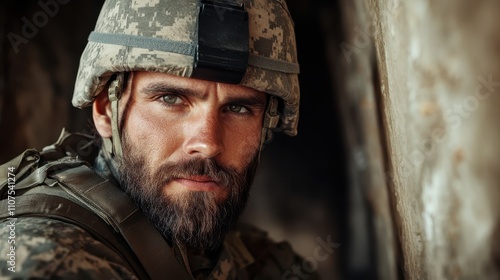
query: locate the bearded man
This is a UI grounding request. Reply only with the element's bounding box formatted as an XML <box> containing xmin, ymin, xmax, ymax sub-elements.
<box><xmin>0</xmin><ymin>0</ymin><xmax>318</xmax><ymax>279</ymax></box>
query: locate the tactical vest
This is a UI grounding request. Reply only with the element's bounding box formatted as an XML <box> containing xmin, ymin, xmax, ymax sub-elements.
<box><xmin>0</xmin><ymin>129</ymin><xmax>192</xmax><ymax>280</ymax></box>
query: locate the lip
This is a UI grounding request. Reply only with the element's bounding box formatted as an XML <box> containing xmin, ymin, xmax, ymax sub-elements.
<box><xmin>172</xmin><ymin>176</ymin><xmax>221</xmax><ymax>192</ymax></box>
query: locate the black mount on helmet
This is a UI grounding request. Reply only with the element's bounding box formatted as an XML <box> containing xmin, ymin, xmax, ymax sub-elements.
<box><xmin>192</xmin><ymin>0</ymin><xmax>249</xmax><ymax>84</ymax></box>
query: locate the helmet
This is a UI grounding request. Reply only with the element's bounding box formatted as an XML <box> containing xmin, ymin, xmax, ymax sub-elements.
<box><xmin>73</xmin><ymin>0</ymin><xmax>300</xmax><ymax>137</ymax></box>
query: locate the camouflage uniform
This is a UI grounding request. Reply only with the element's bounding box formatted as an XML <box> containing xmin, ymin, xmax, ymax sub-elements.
<box><xmin>0</xmin><ymin>217</ymin><xmax>314</xmax><ymax>279</ymax></box>
<box><xmin>0</xmin><ymin>217</ymin><xmax>139</xmax><ymax>279</ymax></box>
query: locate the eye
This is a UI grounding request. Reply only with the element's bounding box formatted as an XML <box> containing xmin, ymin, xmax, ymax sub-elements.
<box><xmin>228</xmin><ymin>104</ymin><xmax>250</xmax><ymax>114</ymax></box>
<box><xmin>161</xmin><ymin>94</ymin><xmax>182</xmax><ymax>105</ymax></box>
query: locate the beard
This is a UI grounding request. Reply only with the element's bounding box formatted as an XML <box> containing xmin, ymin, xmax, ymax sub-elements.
<box><xmin>116</xmin><ymin>136</ymin><xmax>259</xmax><ymax>250</ymax></box>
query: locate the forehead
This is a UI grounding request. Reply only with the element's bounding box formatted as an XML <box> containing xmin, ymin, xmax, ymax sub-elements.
<box><xmin>132</xmin><ymin>71</ymin><xmax>266</xmax><ymax>99</ymax></box>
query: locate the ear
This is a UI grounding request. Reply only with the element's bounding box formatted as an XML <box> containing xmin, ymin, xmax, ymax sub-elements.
<box><xmin>93</xmin><ymin>91</ymin><xmax>112</xmax><ymax>138</ymax></box>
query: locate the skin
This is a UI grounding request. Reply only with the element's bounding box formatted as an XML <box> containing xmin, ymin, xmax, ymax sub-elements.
<box><xmin>93</xmin><ymin>71</ymin><xmax>267</xmax><ymax>203</ymax></box>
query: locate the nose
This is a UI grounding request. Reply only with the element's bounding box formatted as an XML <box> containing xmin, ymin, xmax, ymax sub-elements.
<box><xmin>182</xmin><ymin>109</ymin><xmax>224</xmax><ymax>159</ymax></box>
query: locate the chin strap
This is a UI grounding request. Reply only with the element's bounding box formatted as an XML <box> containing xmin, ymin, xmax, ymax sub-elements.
<box><xmin>103</xmin><ymin>73</ymin><xmax>125</xmax><ymax>160</ymax></box>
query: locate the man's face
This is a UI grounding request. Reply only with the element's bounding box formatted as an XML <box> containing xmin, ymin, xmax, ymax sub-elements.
<box><xmin>114</xmin><ymin>71</ymin><xmax>266</xmax><ymax>249</ymax></box>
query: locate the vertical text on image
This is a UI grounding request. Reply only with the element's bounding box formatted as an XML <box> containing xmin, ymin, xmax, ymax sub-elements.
<box><xmin>6</xmin><ymin>167</ymin><xmax>17</xmax><ymax>273</ymax></box>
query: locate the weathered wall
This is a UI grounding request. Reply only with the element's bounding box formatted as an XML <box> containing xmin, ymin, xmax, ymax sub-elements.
<box><xmin>332</xmin><ymin>0</ymin><xmax>399</xmax><ymax>279</ymax></box>
<box><xmin>368</xmin><ymin>0</ymin><xmax>500</xmax><ymax>279</ymax></box>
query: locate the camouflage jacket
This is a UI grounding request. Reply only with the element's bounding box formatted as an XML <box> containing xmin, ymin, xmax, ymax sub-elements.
<box><xmin>0</xmin><ymin>217</ymin><xmax>313</xmax><ymax>279</ymax></box>
<box><xmin>0</xmin><ymin>131</ymin><xmax>318</xmax><ymax>279</ymax></box>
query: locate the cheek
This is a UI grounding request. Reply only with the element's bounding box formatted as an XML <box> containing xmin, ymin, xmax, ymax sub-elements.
<box><xmin>124</xmin><ymin>104</ymin><xmax>181</xmax><ymax>164</ymax></box>
<box><xmin>222</xmin><ymin>121</ymin><xmax>262</xmax><ymax>169</ymax></box>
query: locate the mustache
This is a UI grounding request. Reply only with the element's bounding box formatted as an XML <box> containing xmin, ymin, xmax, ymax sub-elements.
<box><xmin>151</xmin><ymin>157</ymin><xmax>244</xmax><ymax>189</ymax></box>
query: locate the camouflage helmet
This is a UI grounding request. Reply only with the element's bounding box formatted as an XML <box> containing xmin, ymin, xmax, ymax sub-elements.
<box><xmin>73</xmin><ymin>0</ymin><xmax>300</xmax><ymax>136</ymax></box>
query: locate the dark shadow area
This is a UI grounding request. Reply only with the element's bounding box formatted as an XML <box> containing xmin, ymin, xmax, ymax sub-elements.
<box><xmin>0</xmin><ymin>0</ymin><xmax>100</xmax><ymax>163</ymax></box>
<box><xmin>241</xmin><ymin>0</ymin><xmax>348</xmax><ymax>279</ymax></box>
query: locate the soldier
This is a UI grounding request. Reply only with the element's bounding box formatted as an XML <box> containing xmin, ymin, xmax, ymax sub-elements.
<box><xmin>0</xmin><ymin>0</ymin><xmax>317</xmax><ymax>279</ymax></box>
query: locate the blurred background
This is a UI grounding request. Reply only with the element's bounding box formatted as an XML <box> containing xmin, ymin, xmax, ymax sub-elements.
<box><xmin>2</xmin><ymin>1</ymin><xmax>500</xmax><ymax>280</ymax></box>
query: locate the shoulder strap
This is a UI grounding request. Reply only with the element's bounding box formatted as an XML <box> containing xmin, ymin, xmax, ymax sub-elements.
<box><xmin>0</xmin><ymin>149</ymin><xmax>40</xmax><ymax>195</ymax></box>
<box><xmin>50</xmin><ymin>165</ymin><xmax>192</xmax><ymax>280</ymax></box>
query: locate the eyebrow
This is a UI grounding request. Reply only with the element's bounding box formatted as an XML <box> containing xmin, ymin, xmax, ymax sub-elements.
<box><xmin>142</xmin><ymin>83</ymin><xmax>201</xmax><ymax>98</ymax></box>
<box><xmin>225</xmin><ymin>95</ymin><xmax>267</xmax><ymax>110</ymax></box>
<box><xmin>141</xmin><ymin>82</ymin><xmax>267</xmax><ymax>109</ymax></box>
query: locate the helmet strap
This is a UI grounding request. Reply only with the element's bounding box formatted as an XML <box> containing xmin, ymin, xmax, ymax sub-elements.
<box><xmin>258</xmin><ymin>96</ymin><xmax>279</xmax><ymax>160</ymax></box>
<box><xmin>105</xmin><ymin>73</ymin><xmax>125</xmax><ymax>159</ymax></box>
